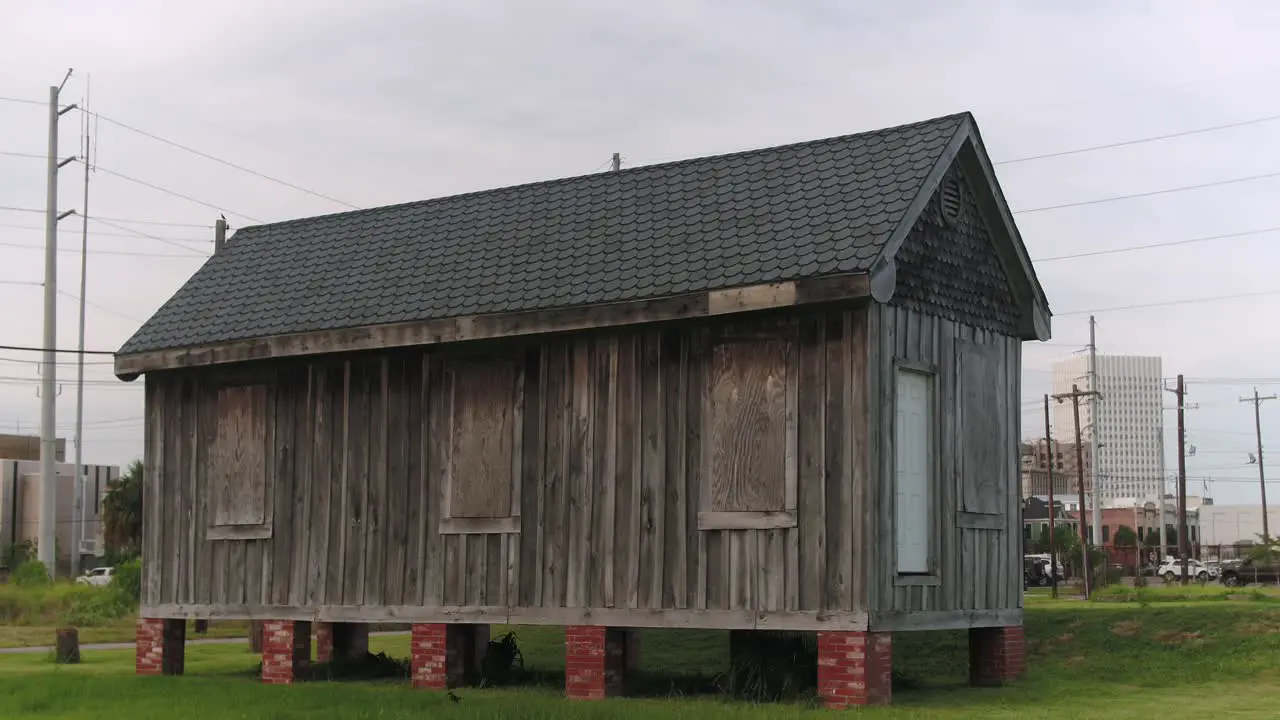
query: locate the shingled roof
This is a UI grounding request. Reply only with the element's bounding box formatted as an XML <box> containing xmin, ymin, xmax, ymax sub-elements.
<box><xmin>118</xmin><ymin>111</ymin><xmax>1040</xmax><ymax>360</ymax></box>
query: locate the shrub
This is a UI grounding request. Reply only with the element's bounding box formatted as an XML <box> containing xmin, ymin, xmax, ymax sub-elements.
<box><xmin>111</xmin><ymin>558</ymin><xmax>142</xmax><ymax>603</ymax></box>
<box><xmin>12</xmin><ymin>560</ymin><xmax>52</xmax><ymax>588</ymax></box>
<box><xmin>62</xmin><ymin>587</ymin><xmax>135</xmax><ymax>627</ymax></box>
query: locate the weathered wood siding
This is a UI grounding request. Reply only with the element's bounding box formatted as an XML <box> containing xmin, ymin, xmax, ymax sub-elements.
<box><xmin>867</xmin><ymin>304</ymin><xmax>1022</xmax><ymax>616</ymax></box>
<box><xmin>140</xmin><ymin>307</ymin><xmax>874</xmax><ymax>625</ymax></box>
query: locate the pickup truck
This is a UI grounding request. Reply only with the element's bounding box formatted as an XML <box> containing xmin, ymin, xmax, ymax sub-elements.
<box><xmin>1218</xmin><ymin>558</ymin><xmax>1280</xmax><ymax>587</ymax></box>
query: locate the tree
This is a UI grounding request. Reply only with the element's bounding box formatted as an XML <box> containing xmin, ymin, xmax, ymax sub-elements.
<box><xmin>1113</xmin><ymin>525</ymin><xmax>1138</xmax><ymax>549</ymax></box>
<box><xmin>102</xmin><ymin>459</ymin><xmax>143</xmax><ymax>557</ymax></box>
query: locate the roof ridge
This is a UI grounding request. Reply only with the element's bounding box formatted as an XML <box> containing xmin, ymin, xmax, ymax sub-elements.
<box><xmin>232</xmin><ymin>111</ymin><xmax>974</xmax><ymax>237</ymax></box>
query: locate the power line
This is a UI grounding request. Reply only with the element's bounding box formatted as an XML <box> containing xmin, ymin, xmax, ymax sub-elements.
<box><xmin>0</xmin><ymin>205</ymin><xmax>212</xmax><ymax>228</ymax></box>
<box><xmin>1014</xmin><ymin>169</ymin><xmax>1280</xmax><ymax>215</ymax></box>
<box><xmin>1033</xmin><ymin>225</ymin><xmax>1280</xmax><ymax>262</ymax></box>
<box><xmin>995</xmin><ymin>112</ymin><xmax>1280</xmax><ymax>166</ymax></box>
<box><xmin>57</xmin><ymin>289</ymin><xmax>144</xmax><ymax>323</ymax></box>
<box><xmin>0</xmin><ymin>355</ymin><xmax>114</xmax><ymax>366</ymax></box>
<box><xmin>89</xmin><ymin>216</ymin><xmax>211</xmax><ymax>256</ymax></box>
<box><xmin>0</xmin><ymin>239</ymin><xmax>206</xmax><ymax>259</ymax></box>
<box><xmin>0</xmin><ymin>221</ymin><xmax>210</xmax><ymax>244</ymax></box>
<box><xmin>0</xmin><ymin>96</ymin><xmax>44</xmax><ymax>106</ymax></box>
<box><xmin>1058</xmin><ymin>289</ymin><xmax>1280</xmax><ymax>316</ymax></box>
<box><xmin>0</xmin><ymin>279</ymin><xmax>42</xmax><ymax>287</ymax></box>
<box><xmin>0</xmin><ymin>149</ymin><xmax>43</xmax><ymax>159</ymax></box>
<box><xmin>90</xmin><ymin>162</ymin><xmax>265</xmax><ymax>224</ymax></box>
<box><xmin>88</xmin><ymin>110</ymin><xmax>360</xmax><ymax>211</ymax></box>
<box><xmin>0</xmin><ymin>344</ymin><xmax>115</xmax><ymax>355</ymax></box>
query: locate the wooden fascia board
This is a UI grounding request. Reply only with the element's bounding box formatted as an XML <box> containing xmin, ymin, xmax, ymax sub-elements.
<box><xmin>113</xmin><ymin>273</ymin><xmax>872</xmax><ymax>377</ymax></box>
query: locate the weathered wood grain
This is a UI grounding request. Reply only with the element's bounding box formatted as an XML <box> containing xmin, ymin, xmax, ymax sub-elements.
<box><xmin>638</xmin><ymin>331</ymin><xmax>665</xmax><ymax>608</ymax></box>
<box><xmin>707</xmin><ymin>339</ymin><xmax>789</xmax><ymax>513</ymax></box>
<box><xmin>447</xmin><ymin>359</ymin><xmax>517</xmax><ymax>519</ymax></box>
<box><xmin>211</xmin><ymin>385</ymin><xmax>268</xmax><ymax>527</ymax></box>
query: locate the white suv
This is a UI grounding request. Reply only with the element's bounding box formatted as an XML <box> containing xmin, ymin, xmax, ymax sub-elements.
<box><xmin>1158</xmin><ymin>558</ymin><xmax>1217</xmax><ymax>583</ymax></box>
<box><xmin>76</xmin><ymin>566</ymin><xmax>114</xmax><ymax>587</ymax></box>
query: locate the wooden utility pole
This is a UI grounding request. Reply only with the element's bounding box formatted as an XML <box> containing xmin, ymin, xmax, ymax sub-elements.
<box><xmin>1165</xmin><ymin>375</ymin><xmax>1190</xmax><ymax>584</ymax></box>
<box><xmin>1240</xmin><ymin>387</ymin><xmax>1275</xmax><ymax>542</ymax></box>
<box><xmin>1054</xmin><ymin>383</ymin><xmax>1101</xmax><ymax>599</ymax></box>
<box><xmin>1044</xmin><ymin>395</ymin><xmax>1058</xmax><ymax>598</ymax></box>
<box><xmin>611</xmin><ymin>152</ymin><xmax>621</xmax><ymax>171</ymax></box>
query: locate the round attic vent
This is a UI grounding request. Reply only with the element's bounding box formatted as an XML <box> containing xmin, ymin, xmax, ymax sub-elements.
<box><xmin>940</xmin><ymin>176</ymin><xmax>962</xmax><ymax>226</ymax></box>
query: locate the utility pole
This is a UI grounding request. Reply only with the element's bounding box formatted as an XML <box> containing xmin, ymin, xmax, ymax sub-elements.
<box><xmin>1055</xmin><ymin>383</ymin><xmax>1101</xmax><ymax>599</ymax></box>
<box><xmin>1165</xmin><ymin>375</ymin><xmax>1190</xmax><ymax>584</ymax></box>
<box><xmin>1044</xmin><ymin>395</ymin><xmax>1058</xmax><ymax>598</ymax></box>
<box><xmin>611</xmin><ymin>152</ymin><xmax>621</xmax><ymax>171</ymax></box>
<box><xmin>71</xmin><ymin>82</ymin><xmax>93</xmax><ymax>580</ymax></box>
<box><xmin>39</xmin><ymin>69</ymin><xmax>79</xmax><ymax>579</ymax></box>
<box><xmin>1088</xmin><ymin>315</ymin><xmax>1103</xmax><ymax>546</ymax></box>
<box><xmin>1241</xmin><ymin>387</ymin><xmax>1275</xmax><ymax>542</ymax></box>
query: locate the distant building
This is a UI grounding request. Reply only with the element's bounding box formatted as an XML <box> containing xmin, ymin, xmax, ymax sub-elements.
<box><xmin>1020</xmin><ymin>439</ymin><xmax>1091</xmax><ymax>498</ymax></box>
<box><xmin>0</xmin><ymin>459</ymin><xmax>118</xmax><ymax>568</ymax></box>
<box><xmin>1052</xmin><ymin>354</ymin><xmax>1164</xmax><ymax>503</ymax></box>
<box><xmin>0</xmin><ymin>434</ymin><xmax>66</xmax><ymax>462</ymax></box>
<box><xmin>1199</xmin><ymin>504</ymin><xmax>1280</xmax><ymax>547</ymax></box>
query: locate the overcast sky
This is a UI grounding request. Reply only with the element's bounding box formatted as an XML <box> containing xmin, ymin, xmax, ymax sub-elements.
<box><xmin>2</xmin><ymin>0</ymin><xmax>1279</xmax><ymax>505</ymax></box>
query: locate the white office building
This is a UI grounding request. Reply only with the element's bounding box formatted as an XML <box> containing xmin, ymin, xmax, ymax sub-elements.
<box><xmin>1052</xmin><ymin>354</ymin><xmax>1164</xmax><ymax>504</ymax></box>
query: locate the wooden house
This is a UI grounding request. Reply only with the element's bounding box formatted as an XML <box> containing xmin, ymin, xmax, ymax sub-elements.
<box><xmin>117</xmin><ymin>111</ymin><xmax>1049</xmax><ymax>707</ymax></box>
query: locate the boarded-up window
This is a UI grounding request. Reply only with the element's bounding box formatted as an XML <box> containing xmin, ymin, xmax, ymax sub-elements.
<box><xmin>957</xmin><ymin>341</ymin><xmax>1006</xmax><ymax>516</ymax></box>
<box><xmin>439</xmin><ymin>356</ymin><xmax>523</xmax><ymax>534</ymax></box>
<box><xmin>698</xmin><ymin>329</ymin><xmax>797</xmax><ymax>530</ymax></box>
<box><xmin>208</xmin><ymin>384</ymin><xmax>273</xmax><ymax>540</ymax></box>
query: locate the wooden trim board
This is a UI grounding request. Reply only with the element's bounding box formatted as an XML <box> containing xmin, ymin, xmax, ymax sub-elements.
<box><xmin>140</xmin><ymin>604</ymin><xmax>871</xmax><ymax>631</ymax></box>
<box><xmin>114</xmin><ymin>274</ymin><xmax>873</xmax><ymax>377</ymax></box>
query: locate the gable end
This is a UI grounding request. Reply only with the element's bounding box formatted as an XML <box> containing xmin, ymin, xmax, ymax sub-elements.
<box><xmin>889</xmin><ymin>160</ymin><xmax>1020</xmax><ymax>336</ymax></box>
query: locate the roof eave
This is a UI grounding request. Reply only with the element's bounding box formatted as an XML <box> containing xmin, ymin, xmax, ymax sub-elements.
<box><xmin>113</xmin><ymin>272</ymin><xmax>877</xmax><ymax>378</ymax></box>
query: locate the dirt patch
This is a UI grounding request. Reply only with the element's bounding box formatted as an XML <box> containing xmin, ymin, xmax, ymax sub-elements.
<box><xmin>1056</xmin><ymin>633</ymin><xmax>1074</xmax><ymax>644</ymax></box>
<box><xmin>1110</xmin><ymin>620</ymin><xmax>1142</xmax><ymax>638</ymax></box>
<box><xmin>1154</xmin><ymin>629</ymin><xmax>1210</xmax><ymax>647</ymax></box>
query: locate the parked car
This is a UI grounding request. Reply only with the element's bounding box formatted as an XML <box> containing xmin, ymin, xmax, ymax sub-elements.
<box><xmin>76</xmin><ymin>566</ymin><xmax>114</xmax><ymax>587</ymax></box>
<box><xmin>1157</xmin><ymin>558</ymin><xmax>1217</xmax><ymax>583</ymax></box>
<box><xmin>1219</xmin><ymin>558</ymin><xmax>1280</xmax><ymax>587</ymax></box>
<box><xmin>1024</xmin><ymin>556</ymin><xmax>1053</xmax><ymax>588</ymax></box>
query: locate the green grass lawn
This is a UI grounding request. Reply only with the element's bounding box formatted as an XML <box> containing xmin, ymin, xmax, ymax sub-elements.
<box><xmin>3</xmin><ymin>597</ymin><xmax>1280</xmax><ymax>718</ymax></box>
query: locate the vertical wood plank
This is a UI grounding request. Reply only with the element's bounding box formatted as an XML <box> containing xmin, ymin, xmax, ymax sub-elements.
<box><xmin>144</xmin><ymin>377</ymin><xmax>162</xmax><ymax>605</ymax></box>
<box><xmin>364</xmin><ymin>358</ymin><xmax>389</xmax><ymax>607</ymax></box>
<box><xmin>613</xmin><ymin>335</ymin><xmax>640</xmax><ymax>608</ymax></box>
<box><xmin>541</xmin><ymin>342</ymin><xmax>569</xmax><ymax>607</ymax></box>
<box><xmin>639</xmin><ymin>331</ymin><xmax>665</xmax><ymax>608</ymax></box>
<box><xmin>182</xmin><ymin>380</ymin><xmax>197</xmax><ymax>603</ymax></box>
<box><xmin>385</xmin><ymin>356</ymin><xmax>409</xmax><ymax>606</ymax></box>
<box><xmin>797</xmin><ymin>317</ymin><xmax>826</xmax><ymax>610</ymax></box>
<box><xmin>590</xmin><ymin>337</ymin><xmax>618</xmax><ymax>608</ymax></box>
<box><xmin>424</xmin><ymin>355</ymin><xmax>445</xmax><ymax>607</ymax></box>
<box><xmin>162</xmin><ymin>378</ymin><xmax>181</xmax><ymax>604</ymax></box>
<box><xmin>662</xmin><ymin>331</ymin><xmax>687</xmax><ymax>609</ymax></box>
<box><xmin>307</xmin><ymin>365</ymin><xmax>332</xmax><ymax>606</ymax></box>
<box><xmin>685</xmin><ymin>329</ymin><xmax>704</xmax><ymax>610</ymax></box>
<box><xmin>486</xmin><ymin>533</ymin><xmax>504</xmax><ymax>605</ymax></box>
<box><xmin>288</xmin><ymin>368</ymin><xmax>313</xmax><ymax>606</ymax></box>
<box><xmin>937</xmin><ymin>318</ymin><xmax>957</xmax><ymax>611</ymax></box>
<box><xmin>328</xmin><ymin>361</ymin><xmax>351</xmax><ymax>604</ymax></box>
<box><xmin>565</xmin><ymin>341</ymin><xmax>594</xmax><ymax>608</ymax></box>
<box><xmin>824</xmin><ymin>314</ymin><xmax>850</xmax><ymax>611</ymax></box>
<box><xmin>404</xmin><ymin>353</ymin><xmax>425</xmax><ymax>604</ymax></box>
<box><xmin>848</xmin><ymin>309</ymin><xmax>870</xmax><ymax>612</ymax></box>
<box><xmin>444</xmin><ymin>534</ymin><xmax>464</xmax><ymax>606</ymax></box>
<box><xmin>343</xmin><ymin>362</ymin><xmax>370</xmax><ymax>605</ymax></box>
<box><xmin>518</xmin><ymin>346</ymin><xmax>543</xmax><ymax>606</ymax></box>
<box><xmin>194</xmin><ymin>380</ymin><xmax>212</xmax><ymax>604</ymax></box>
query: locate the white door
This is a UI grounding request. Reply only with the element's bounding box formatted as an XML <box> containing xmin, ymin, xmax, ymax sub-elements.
<box><xmin>895</xmin><ymin>369</ymin><xmax>933</xmax><ymax>574</ymax></box>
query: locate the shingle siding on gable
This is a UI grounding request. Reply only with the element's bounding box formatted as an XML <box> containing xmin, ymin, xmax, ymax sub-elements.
<box><xmin>890</xmin><ymin>162</ymin><xmax>1020</xmax><ymax>337</ymax></box>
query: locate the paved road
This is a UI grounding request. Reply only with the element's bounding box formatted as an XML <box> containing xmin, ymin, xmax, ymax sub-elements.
<box><xmin>0</xmin><ymin>630</ymin><xmax>407</xmax><ymax>655</ymax></box>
